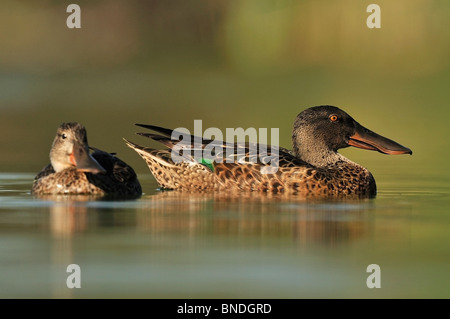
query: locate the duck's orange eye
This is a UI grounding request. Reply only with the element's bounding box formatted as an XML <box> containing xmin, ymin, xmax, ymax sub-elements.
<box><xmin>329</xmin><ymin>115</ymin><xmax>338</xmax><ymax>122</ymax></box>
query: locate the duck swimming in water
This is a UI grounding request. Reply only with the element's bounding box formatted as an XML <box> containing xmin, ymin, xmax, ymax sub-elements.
<box><xmin>32</xmin><ymin>122</ymin><xmax>142</xmax><ymax>198</ymax></box>
<box><xmin>124</xmin><ymin>105</ymin><xmax>411</xmax><ymax>198</ymax></box>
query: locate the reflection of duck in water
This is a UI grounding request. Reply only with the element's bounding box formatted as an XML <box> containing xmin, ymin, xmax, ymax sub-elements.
<box><xmin>125</xmin><ymin>106</ymin><xmax>411</xmax><ymax>198</ymax></box>
<box><xmin>32</xmin><ymin>122</ymin><xmax>142</xmax><ymax>198</ymax></box>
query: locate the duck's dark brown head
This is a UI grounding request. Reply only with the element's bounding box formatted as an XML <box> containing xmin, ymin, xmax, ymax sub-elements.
<box><xmin>292</xmin><ymin>105</ymin><xmax>412</xmax><ymax>167</ymax></box>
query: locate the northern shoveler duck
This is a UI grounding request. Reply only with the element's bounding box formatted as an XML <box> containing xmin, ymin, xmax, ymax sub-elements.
<box><xmin>32</xmin><ymin>122</ymin><xmax>142</xmax><ymax>198</ymax></box>
<box><xmin>124</xmin><ymin>105</ymin><xmax>412</xmax><ymax>198</ymax></box>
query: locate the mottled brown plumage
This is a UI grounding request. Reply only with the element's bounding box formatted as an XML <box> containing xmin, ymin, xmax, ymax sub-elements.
<box><xmin>125</xmin><ymin>106</ymin><xmax>411</xmax><ymax>198</ymax></box>
<box><xmin>32</xmin><ymin>122</ymin><xmax>142</xmax><ymax>198</ymax></box>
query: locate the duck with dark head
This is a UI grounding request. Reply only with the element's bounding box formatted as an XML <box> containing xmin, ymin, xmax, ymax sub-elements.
<box><xmin>32</xmin><ymin>122</ymin><xmax>142</xmax><ymax>198</ymax></box>
<box><xmin>290</xmin><ymin>105</ymin><xmax>412</xmax><ymax>197</ymax></box>
<box><xmin>124</xmin><ymin>105</ymin><xmax>411</xmax><ymax>198</ymax></box>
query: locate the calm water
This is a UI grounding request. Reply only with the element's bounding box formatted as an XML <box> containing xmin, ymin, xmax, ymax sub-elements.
<box><xmin>1</xmin><ymin>170</ymin><xmax>449</xmax><ymax>299</ymax></box>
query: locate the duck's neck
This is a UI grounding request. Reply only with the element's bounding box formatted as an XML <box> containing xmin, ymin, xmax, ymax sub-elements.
<box><xmin>293</xmin><ymin>141</ymin><xmax>350</xmax><ymax>168</ymax></box>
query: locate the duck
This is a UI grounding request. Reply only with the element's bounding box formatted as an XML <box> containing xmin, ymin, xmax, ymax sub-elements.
<box><xmin>124</xmin><ymin>105</ymin><xmax>412</xmax><ymax>198</ymax></box>
<box><xmin>32</xmin><ymin>122</ymin><xmax>142</xmax><ymax>198</ymax></box>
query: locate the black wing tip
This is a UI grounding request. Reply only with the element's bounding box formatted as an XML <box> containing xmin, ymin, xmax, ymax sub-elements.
<box><xmin>135</xmin><ymin>123</ymin><xmax>174</xmax><ymax>137</ymax></box>
<box><xmin>136</xmin><ymin>132</ymin><xmax>169</xmax><ymax>140</ymax></box>
<box><xmin>135</xmin><ymin>123</ymin><xmax>151</xmax><ymax>129</ymax></box>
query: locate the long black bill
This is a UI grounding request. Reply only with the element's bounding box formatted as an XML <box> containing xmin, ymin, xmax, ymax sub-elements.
<box><xmin>348</xmin><ymin>122</ymin><xmax>412</xmax><ymax>155</ymax></box>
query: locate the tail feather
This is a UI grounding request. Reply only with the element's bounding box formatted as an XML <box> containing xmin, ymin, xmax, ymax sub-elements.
<box><xmin>135</xmin><ymin>124</ymin><xmax>174</xmax><ymax>137</ymax></box>
<box><xmin>136</xmin><ymin>132</ymin><xmax>180</xmax><ymax>149</ymax></box>
<box><xmin>135</xmin><ymin>123</ymin><xmax>215</xmax><ymax>145</ymax></box>
<box><xmin>123</xmin><ymin>137</ymin><xmax>215</xmax><ymax>190</ymax></box>
<box><xmin>123</xmin><ymin>138</ymin><xmax>177</xmax><ymax>167</ymax></box>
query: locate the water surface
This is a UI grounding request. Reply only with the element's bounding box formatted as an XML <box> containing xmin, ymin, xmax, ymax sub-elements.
<box><xmin>0</xmin><ymin>171</ymin><xmax>449</xmax><ymax>298</ymax></box>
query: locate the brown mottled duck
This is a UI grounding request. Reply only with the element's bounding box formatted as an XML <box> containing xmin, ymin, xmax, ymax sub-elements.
<box><xmin>32</xmin><ymin>122</ymin><xmax>142</xmax><ymax>198</ymax></box>
<box><xmin>124</xmin><ymin>105</ymin><xmax>411</xmax><ymax>198</ymax></box>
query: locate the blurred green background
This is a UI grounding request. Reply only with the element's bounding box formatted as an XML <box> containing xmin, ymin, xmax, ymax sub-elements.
<box><xmin>1</xmin><ymin>0</ymin><xmax>449</xmax><ymax>176</ymax></box>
